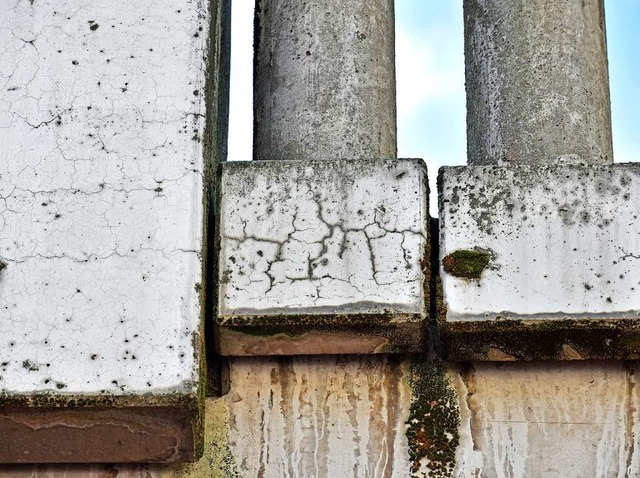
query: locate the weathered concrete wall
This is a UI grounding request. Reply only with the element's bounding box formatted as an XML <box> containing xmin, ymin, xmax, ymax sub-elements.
<box><xmin>4</xmin><ymin>361</ymin><xmax>640</xmax><ymax>477</ymax></box>
<box><xmin>2</xmin><ymin>0</ymin><xmax>637</xmax><ymax>475</ymax></box>
<box><xmin>0</xmin><ymin>356</ymin><xmax>415</xmax><ymax>477</ymax></box>
<box><xmin>454</xmin><ymin>361</ymin><xmax>640</xmax><ymax>477</ymax></box>
<box><xmin>253</xmin><ymin>0</ymin><xmax>397</xmax><ymax>161</ymax></box>
<box><xmin>464</xmin><ymin>0</ymin><xmax>613</xmax><ymax>165</ymax></box>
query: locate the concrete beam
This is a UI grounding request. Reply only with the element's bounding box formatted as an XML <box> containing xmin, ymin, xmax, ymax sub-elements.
<box><xmin>464</xmin><ymin>0</ymin><xmax>613</xmax><ymax>165</ymax></box>
<box><xmin>216</xmin><ymin>159</ymin><xmax>429</xmax><ymax>355</ymax></box>
<box><xmin>253</xmin><ymin>0</ymin><xmax>396</xmax><ymax>161</ymax></box>
<box><xmin>0</xmin><ymin>0</ymin><xmax>229</xmax><ymax>462</ymax></box>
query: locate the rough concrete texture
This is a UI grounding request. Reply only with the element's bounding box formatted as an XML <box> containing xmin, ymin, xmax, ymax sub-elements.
<box><xmin>0</xmin><ymin>0</ymin><xmax>214</xmax><ymax>461</ymax></box>
<box><xmin>216</xmin><ymin>159</ymin><xmax>429</xmax><ymax>355</ymax></box>
<box><xmin>0</xmin><ymin>357</ymin><xmax>415</xmax><ymax>477</ymax></box>
<box><xmin>439</xmin><ymin>164</ymin><xmax>640</xmax><ymax>360</ymax></box>
<box><xmin>253</xmin><ymin>0</ymin><xmax>396</xmax><ymax>161</ymax></box>
<box><xmin>464</xmin><ymin>0</ymin><xmax>613</xmax><ymax>165</ymax></box>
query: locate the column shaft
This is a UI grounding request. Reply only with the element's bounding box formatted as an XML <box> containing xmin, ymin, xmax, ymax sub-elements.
<box><xmin>464</xmin><ymin>0</ymin><xmax>613</xmax><ymax>165</ymax></box>
<box><xmin>253</xmin><ymin>0</ymin><xmax>396</xmax><ymax>161</ymax></box>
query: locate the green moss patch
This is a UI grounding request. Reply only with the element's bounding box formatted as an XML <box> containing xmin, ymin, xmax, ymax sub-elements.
<box><xmin>442</xmin><ymin>249</ymin><xmax>490</xmax><ymax>279</ymax></box>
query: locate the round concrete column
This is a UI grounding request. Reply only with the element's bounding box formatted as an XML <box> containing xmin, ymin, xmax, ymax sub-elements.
<box><xmin>464</xmin><ymin>0</ymin><xmax>613</xmax><ymax>165</ymax></box>
<box><xmin>253</xmin><ymin>0</ymin><xmax>396</xmax><ymax>161</ymax></box>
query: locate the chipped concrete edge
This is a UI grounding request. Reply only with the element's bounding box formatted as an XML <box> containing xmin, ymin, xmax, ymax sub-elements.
<box><xmin>440</xmin><ymin>316</ymin><xmax>640</xmax><ymax>361</ymax></box>
<box><xmin>214</xmin><ymin>314</ymin><xmax>426</xmax><ymax>355</ymax></box>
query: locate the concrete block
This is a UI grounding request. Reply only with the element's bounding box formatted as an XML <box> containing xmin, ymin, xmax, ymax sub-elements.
<box><xmin>439</xmin><ymin>163</ymin><xmax>640</xmax><ymax>360</ymax></box>
<box><xmin>0</xmin><ymin>0</ymin><xmax>214</xmax><ymax>461</ymax></box>
<box><xmin>216</xmin><ymin>159</ymin><xmax>429</xmax><ymax>355</ymax></box>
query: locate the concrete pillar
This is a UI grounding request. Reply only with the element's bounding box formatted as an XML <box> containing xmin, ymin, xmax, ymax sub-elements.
<box><xmin>253</xmin><ymin>0</ymin><xmax>396</xmax><ymax>161</ymax></box>
<box><xmin>0</xmin><ymin>0</ymin><xmax>227</xmax><ymax>463</ymax></box>
<box><xmin>439</xmin><ymin>2</ymin><xmax>639</xmax><ymax>476</ymax></box>
<box><xmin>464</xmin><ymin>0</ymin><xmax>613</xmax><ymax>165</ymax></box>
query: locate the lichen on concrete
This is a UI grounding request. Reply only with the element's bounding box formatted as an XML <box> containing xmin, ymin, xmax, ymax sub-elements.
<box><xmin>161</xmin><ymin>398</ymin><xmax>240</xmax><ymax>478</ymax></box>
<box><xmin>406</xmin><ymin>357</ymin><xmax>460</xmax><ymax>477</ymax></box>
<box><xmin>440</xmin><ymin>164</ymin><xmax>640</xmax><ymax>328</ymax></box>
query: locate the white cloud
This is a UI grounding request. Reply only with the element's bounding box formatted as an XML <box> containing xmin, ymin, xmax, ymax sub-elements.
<box><xmin>227</xmin><ymin>2</ymin><xmax>254</xmax><ymax>162</ymax></box>
<box><xmin>395</xmin><ymin>28</ymin><xmax>464</xmax><ymax>123</ymax></box>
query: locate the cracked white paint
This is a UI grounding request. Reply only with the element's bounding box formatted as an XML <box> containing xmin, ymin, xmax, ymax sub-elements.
<box><xmin>0</xmin><ymin>0</ymin><xmax>208</xmax><ymax>393</ymax></box>
<box><xmin>440</xmin><ymin>164</ymin><xmax>640</xmax><ymax>321</ymax></box>
<box><xmin>218</xmin><ymin>159</ymin><xmax>428</xmax><ymax>316</ymax></box>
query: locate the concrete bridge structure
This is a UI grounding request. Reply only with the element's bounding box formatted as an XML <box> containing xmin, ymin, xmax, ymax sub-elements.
<box><xmin>0</xmin><ymin>0</ymin><xmax>637</xmax><ymax>477</ymax></box>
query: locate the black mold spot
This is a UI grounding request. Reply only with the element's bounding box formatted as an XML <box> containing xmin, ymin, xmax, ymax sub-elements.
<box><xmin>22</xmin><ymin>359</ymin><xmax>39</xmax><ymax>372</ymax></box>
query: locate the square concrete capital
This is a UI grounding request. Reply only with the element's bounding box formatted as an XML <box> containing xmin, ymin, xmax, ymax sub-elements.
<box><xmin>216</xmin><ymin>159</ymin><xmax>430</xmax><ymax>355</ymax></box>
<box><xmin>439</xmin><ymin>163</ymin><xmax>640</xmax><ymax>361</ymax></box>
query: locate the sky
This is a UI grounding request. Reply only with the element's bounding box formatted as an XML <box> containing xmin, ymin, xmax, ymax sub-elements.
<box><xmin>227</xmin><ymin>1</ymin><xmax>640</xmax><ymax>213</ymax></box>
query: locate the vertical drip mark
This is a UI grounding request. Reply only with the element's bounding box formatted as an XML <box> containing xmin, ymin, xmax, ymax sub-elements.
<box><xmin>624</xmin><ymin>362</ymin><xmax>636</xmax><ymax>475</ymax></box>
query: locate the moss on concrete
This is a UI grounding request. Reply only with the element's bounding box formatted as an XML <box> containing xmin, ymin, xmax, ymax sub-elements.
<box><xmin>441</xmin><ymin>249</ymin><xmax>491</xmax><ymax>279</ymax></box>
<box><xmin>0</xmin><ymin>390</ymin><xmax>200</xmax><ymax>409</ymax></box>
<box><xmin>440</xmin><ymin>317</ymin><xmax>640</xmax><ymax>361</ymax></box>
<box><xmin>406</xmin><ymin>357</ymin><xmax>460</xmax><ymax>478</ymax></box>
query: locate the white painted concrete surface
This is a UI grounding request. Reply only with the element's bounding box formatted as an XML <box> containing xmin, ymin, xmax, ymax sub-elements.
<box><xmin>440</xmin><ymin>164</ymin><xmax>640</xmax><ymax>321</ymax></box>
<box><xmin>0</xmin><ymin>0</ymin><xmax>208</xmax><ymax>393</ymax></box>
<box><xmin>218</xmin><ymin>159</ymin><xmax>428</xmax><ymax>316</ymax></box>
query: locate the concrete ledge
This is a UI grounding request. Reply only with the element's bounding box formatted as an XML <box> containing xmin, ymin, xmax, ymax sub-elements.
<box><xmin>216</xmin><ymin>159</ymin><xmax>429</xmax><ymax>355</ymax></box>
<box><xmin>441</xmin><ymin>316</ymin><xmax>640</xmax><ymax>361</ymax></box>
<box><xmin>439</xmin><ymin>164</ymin><xmax>640</xmax><ymax>360</ymax></box>
<box><xmin>0</xmin><ymin>394</ymin><xmax>201</xmax><ymax>463</ymax></box>
<box><xmin>215</xmin><ymin>314</ymin><xmax>424</xmax><ymax>355</ymax></box>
